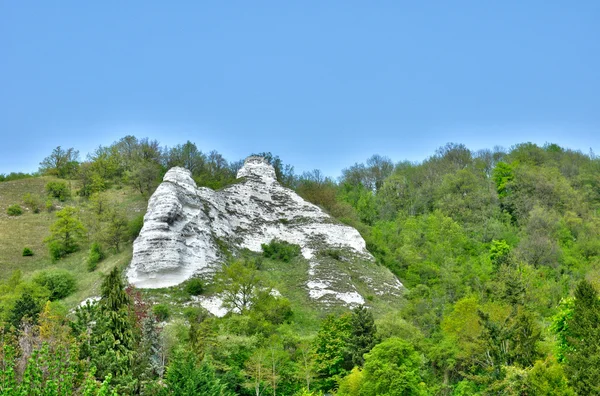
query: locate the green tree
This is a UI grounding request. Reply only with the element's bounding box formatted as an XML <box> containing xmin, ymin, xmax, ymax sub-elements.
<box><xmin>92</xmin><ymin>267</ymin><xmax>135</xmax><ymax>380</ymax></box>
<box><xmin>45</xmin><ymin>206</ymin><xmax>87</xmax><ymax>261</ymax></box>
<box><xmin>359</xmin><ymin>337</ymin><xmax>427</xmax><ymax>396</ymax></box>
<box><xmin>39</xmin><ymin>146</ymin><xmax>80</xmax><ymax>178</ymax></box>
<box><xmin>101</xmin><ymin>208</ymin><xmax>129</xmax><ymax>252</ymax></box>
<box><xmin>348</xmin><ymin>305</ymin><xmax>377</xmax><ymax>367</ymax></box>
<box><xmin>215</xmin><ymin>259</ymin><xmax>263</xmax><ymax>313</ymax></box>
<box><xmin>33</xmin><ymin>270</ymin><xmax>77</xmax><ymax>300</ymax></box>
<box><xmin>312</xmin><ymin>313</ymin><xmax>352</xmax><ymax>391</ymax></box>
<box><xmin>564</xmin><ymin>280</ymin><xmax>600</xmax><ymax>395</ymax></box>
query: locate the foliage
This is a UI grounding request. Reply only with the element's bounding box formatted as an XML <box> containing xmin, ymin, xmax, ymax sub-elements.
<box><xmin>161</xmin><ymin>350</ymin><xmax>232</xmax><ymax>395</ymax></box>
<box><xmin>91</xmin><ymin>267</ymin><xmax>136</xmax><ymax>380</ymax></box>
<box><xmin>45</xmin><ymin>180</ymin><xmax>72</xmax><ymax>201</ymax></box>
<box><xmin>33</xmin><ymin>270</ymin><xmax>77</xmax><ymax>300</ymax></box>
<box><xmin>262</xmin><ymin>239</ymin><xmax>301</xmax><ymax>262</ymax></box>
<box><xmin>153</xmin><ymin>304</ymin><xmax>170</xmax><ymax>322</ymax></box>
<box><xmin>45</xmin><ymin>206</ymin><xmax>87</xmax><ymax>261</ymax></box>
<box><xmin>347</xmin><ymin>305</ymin><xmax>378</xmax><ymax>367</ymax></box>
<box><xmin>22</xmin><ymin>247</ymin><xmax>34</xmax><ymax>256</ymax></box>
<box><xmin>215</xmin><ymin>258</ymin><xmax>264</xmax><ymax>313</ymax></box>
<box><xmin>312</xmin><ymin>313</ymin><xmax>352</xmax><ymax>391</ymax></box>
<box><xmin>88</xmin><ymin>242</ymin><xmax>105</xmax><ymax>272</ymax></box>
<box><xmin>563</xmin><ymin>280</ymin><xmax>600</xmax><ymax>395</ymax></box>
<box><xmin>22</xmin><ymin>192</ymin><xmax>43</xmax><ymax>213</ymax></box>
<box><xmin>184</xmin><ymin>278</ymin><xmax>204</xmax><ymax>296</ymax></box>
<box><xmin>359</xmin><ymin>337</ymin><xmax>427</xmax><ymax>395</ymax></box>
<box><xmin>6</xmin><ymin>204</ymin><xmax>23</xmax><ymax>216</ymax></box>
<box><xmin>39</xmin><ymin>146</ymin><xmax>80</xmax><ymax>178</ymax></box>
<box><xmin>129</xmin><ymin>214</ymin><xmax>144</xmax><ymax>239</ymax></box>
<box><xmin>0</xmin><ymin>172</ymin><xmax>33</xmax><ymax>182</ymax></box>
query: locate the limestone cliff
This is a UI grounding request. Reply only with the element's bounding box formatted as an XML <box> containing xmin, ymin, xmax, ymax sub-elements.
<box><xmin>127</xmin><ymin>156</ymin><xmax>402</xmax><ymax>306</ymax></box>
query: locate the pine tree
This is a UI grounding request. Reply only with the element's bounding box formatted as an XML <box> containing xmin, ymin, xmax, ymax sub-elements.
<box><xmin>564</xmin><ymin>280</ymin><xmax>600</xmax><ymax>395</ymax></box>
<box><xmin>348</xmin><ymin>305</ymin><xmax>378</xmax><ymax>367</ymax></box>
<box><xmin>92</xmin><ymin>267</ymin><xmax>136</xmax><ymax>380</ymax></box>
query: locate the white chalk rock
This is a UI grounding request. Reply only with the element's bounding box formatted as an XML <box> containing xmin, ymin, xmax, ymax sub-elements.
<box><xmin>127</xmin><ymin>156</ymin><xmax>402</xmax><ymax>306</ymax></box>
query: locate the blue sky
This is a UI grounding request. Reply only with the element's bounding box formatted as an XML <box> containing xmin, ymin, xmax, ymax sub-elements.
<box><xmin>1</xmin><ymin>1</ymin><xmax>599</xmax><ymax>177</ymax></box>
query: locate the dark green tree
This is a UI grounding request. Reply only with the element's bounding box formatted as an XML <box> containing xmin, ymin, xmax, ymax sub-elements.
<box><xmin>564</xmin><ymin>280</ymin><xmax>600</xmax><ymax>395</ymax></box>
<box><xmin>8</xmin><ymin>293</ymin><xmax>42</xmax><ymax>329</ymax></box>
<box><xmin>348</xmin><ymin>305</ymin><xmax>378</xmax><ymax>367</ymax></box>
<box><xmin>92</xmin><ymin>267</ymin><xmax>136</xmax><ymax>380</ymax></box>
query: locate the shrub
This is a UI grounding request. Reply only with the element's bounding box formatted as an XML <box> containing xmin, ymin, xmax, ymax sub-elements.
<box><xmin>22</xmin><ymin>247</ymin><xmax>34</xmax><ymax>257</ymax></box>
<box><xmin>184</xmin><ymin>278</ymin><xmax>204</xmax><ymax>296</ymax></box>
<box><xmin>128</xmin><ymin>214</ymin><xmax>144</xmax><ymax>240</ymax></box>
<box><xmin>22</xmin><ymin>193</ymin><xmax>43</xmax><ymax>213</ymax></box>
<box><xmin>45</xmin><ymin>199</ymin><xmax>55</xmax><ymax>212</ymax></box>
<box><xmin>7</xmin><ymin>204</ymin><xmax>23</xmax><ymax>216</ymax></box>
<box><xmin>261</xmin><ymin>239</ymin><xmax>301</xmax><ymax>262</ymax></box>
<box><xmin>45</xmin><ymin>181</ymin><xmax>71</xmax><ymax>201</ymax></box>
<box><xmin>33</xmin><ymin>270</ymin><xmax>77</xmax><ymax>301</ymax></box>
<box><xmin>153</xmin><ymin>304</ymin><xmax>170</xmax><ymax>321</ymax></box>
<box><xmin>87</xmin><ymin>242</ymin><xmax>104</xmax><ymax>272</ymax></box>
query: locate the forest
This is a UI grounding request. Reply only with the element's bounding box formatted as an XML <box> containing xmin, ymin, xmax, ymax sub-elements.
<box><xmin>1</xmin><ymin>137</ymin><xmax>599</xmax><ymax>395</ymax></box>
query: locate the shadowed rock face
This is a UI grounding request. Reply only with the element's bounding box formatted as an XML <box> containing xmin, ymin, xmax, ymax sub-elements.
<box><xmin>127</xmin><ymin>156</ymin><xmax>402</xmax><ymax>306</ymax></box>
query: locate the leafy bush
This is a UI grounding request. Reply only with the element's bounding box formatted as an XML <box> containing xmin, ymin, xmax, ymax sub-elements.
<box><xmin>153</xmin><ymin>304</ymin><xmax>170</xmax><ymax>321</ymax></box>
<box><xmin>7</xmin><ymin>204</ymin><xmax>23</xmax><ymax>216</ymax></box>
<box><xmin>45</xmin><ymin>181</ymin><xmax>71</xmax><ymax>201</ymax></box>
<box><xmin>128</xmin><ymin>214</ymin><xmax>144</xmax><ymax>239</ymax></box>
<box><xmin>184</xmin><ymin>278</ymin><xmax>204</xmax><ymax>296</ymax></box>
<box><xmin>33</xmin><ymin>270</ymin><xmax>77</xmax><ymax>301</ymax></box>
<box><xmin>22</xmin><ymin>193</ymin><xmax>43</xmax><ymax>213</ymax></box>
<box><xmin>261</xmin><ymin>239</ymin><xmax>301</xmax><ymax>262</ymax></box>
<box><xmin>22</xmin><ymin>247</ymin><xmax>34</xmax><ymax>256</ymax></box>
<box><xmin>87</xmin><ymin>242</ymin><xmax>104</xmax><ymax>272</ymax></box>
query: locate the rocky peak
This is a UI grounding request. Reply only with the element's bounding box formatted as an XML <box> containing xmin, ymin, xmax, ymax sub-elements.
<box><xmin>127</xmin><ymin>156</ymin><xmax>402</xmax><ymax>308</ymax></box>
<box><xmin>236</xmin><ymin>156</ymin><xmax>277</xmax><ymax>182</ymax></box>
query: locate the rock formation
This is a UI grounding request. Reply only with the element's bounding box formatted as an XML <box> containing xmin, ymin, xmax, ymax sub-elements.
<box><xmin>127</xmin><ymin>156</ymin><xmax>402</xmax><ymax>306</ymax></box>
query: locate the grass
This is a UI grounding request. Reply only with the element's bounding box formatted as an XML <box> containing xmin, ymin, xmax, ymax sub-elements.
<box><xmin>0</xmin><ymin>176</ymin><xmax>148</xmax><ymax>309</ymax></box>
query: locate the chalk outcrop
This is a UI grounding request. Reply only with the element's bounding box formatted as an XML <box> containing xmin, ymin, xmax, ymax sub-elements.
<box><xmin>127</xmin><ymin>156</ymin><xmax>402</xmax><ymax>306</ymax></box>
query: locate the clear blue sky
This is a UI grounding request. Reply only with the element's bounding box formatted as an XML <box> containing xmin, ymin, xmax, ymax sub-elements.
<box><xmin>1</xmin><ymin>1</ymin><xmax>599</xmax><ymax>177</ymax></box>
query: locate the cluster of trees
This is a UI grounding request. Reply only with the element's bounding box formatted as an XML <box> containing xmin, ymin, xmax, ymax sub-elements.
<box><xmin>1</xmin><ymin>138</ymin><xmax>600</xmax><ymax>394</ymax></box>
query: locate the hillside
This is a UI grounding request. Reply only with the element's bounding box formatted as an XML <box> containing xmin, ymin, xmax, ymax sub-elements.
<box><xmin>1</xmin><ymin>138</ymin><xmax>600</xmax><ymax>395</ymax></box>
<box><xmin>0</xmin><ymin>176</ymin><xmax>146</xmax><ymax>307</ymax></box>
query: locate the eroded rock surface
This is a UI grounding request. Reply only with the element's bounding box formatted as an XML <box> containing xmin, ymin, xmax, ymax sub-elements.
<box><xmin>127</xmin><ymin>156</ymin><xmax>402</xmax><ymax>306</ymax></box>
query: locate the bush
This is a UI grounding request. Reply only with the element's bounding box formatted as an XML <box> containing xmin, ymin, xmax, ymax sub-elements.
<box><xmin>184</xmin><ymin>278</ymin><xmax>204</xmax><ymax>296</ymax></box>
<box><xmin>7</xmin><ymin>204</ymin><xmax>23</xmax><ymax>216</ymax></box>
<box><xmin>45</xmin><ymin>181</ymin><xmax>71</xmax><ymax>201</ymax></box>
<box><xmin>22</xmin><ymin>193</ymin><xmax>43</xmax><ymax>213</ymax></box>
<box><xmin>128</xmin><ymin>214</ymin><xmax>144</xmax><ymax>240</ymax></box>
<box><xmin>33</xmin><ymin>270</ymin><xmax>77</xmax><ymax>301</ymax></box>
<box><xmin>22</xmin><ymin>247</ymin><xmax>34</xmax><ymax>256</ymax></box>
<box><xmin>261</xmin><ymin>239</ymin><xmax>301</xmax><ymax>262</ymax></box>
<box><xmin>153</xmin><ymin>304</ymin><xmax>170</xmax><ymax>321</ymax></box>
<box><xmin>87</xmin><ymin>242</ymin><xmax>104</xmax><ymax>272</ymax></box>
<box><xmin>45</xmin><ymin>199</ymin><xmax>55</xmax><ymax>212</ymax></box>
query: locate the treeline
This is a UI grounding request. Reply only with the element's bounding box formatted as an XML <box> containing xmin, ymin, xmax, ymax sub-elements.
<box><xmin>1</xmin><ymin>138</ymin><xmax>600</xmax><ymax>394</ymax></box>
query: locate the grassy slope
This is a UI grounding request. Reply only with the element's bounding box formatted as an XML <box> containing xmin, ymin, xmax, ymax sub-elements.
<box><xmin>0</xmin><ymin>177</ymin><xmax>147</xmax><ymax>308</ymax></box>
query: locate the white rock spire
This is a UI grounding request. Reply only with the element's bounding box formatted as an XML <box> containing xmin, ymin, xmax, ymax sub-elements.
<box><xmin>127</xmin><ymin>156</ymin><xmax>402</xmax><ymax>306</ymax></box>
